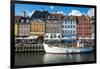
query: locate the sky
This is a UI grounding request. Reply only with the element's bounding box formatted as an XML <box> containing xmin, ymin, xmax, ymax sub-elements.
<box><xmin>15</xmin><ymin>4</ymin><xmax>94</xmax><ymax>17</ymax></box>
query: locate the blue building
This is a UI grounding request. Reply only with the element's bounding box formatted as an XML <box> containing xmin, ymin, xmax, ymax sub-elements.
<box><xmin>61</xmin><ymin>16</ymin><xmax>77</xmax><ymax>44</ymax></box>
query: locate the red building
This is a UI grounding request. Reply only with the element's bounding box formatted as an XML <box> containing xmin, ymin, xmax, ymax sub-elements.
<box><xmin>76</xmin><ymin>15</ymin><xmax>92</xmax><ymax>39</ymax></box>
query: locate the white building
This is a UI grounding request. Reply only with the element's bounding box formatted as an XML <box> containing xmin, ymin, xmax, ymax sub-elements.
<box><xmin>61</xmin><ymin>16</ymin><xmax>77</xmax><ymax>43</ymax></box>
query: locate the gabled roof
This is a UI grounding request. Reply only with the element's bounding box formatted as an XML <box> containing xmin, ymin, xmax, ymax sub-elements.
<box><xmin>31</xmin><ymin>10</ymin><xmax>49</xmax><ymax>21</ymax></box>
<box><xmin>32</xmin><ymin>19</ymin><xmax>45</xmax><ymax>23</ymax></box>
<box><xmin>19</xmin><ymin>17</ymin><xmax>32</xmax><ymax>24</ymax></box>
<box><xmin>64</xmin><ymin>16</ymin><xmax>76</xmax><ymax>20</ymax></box>
<box><xmin>76</xmin><ymin>15</ymin><xmax>90</xmax><ymax>20</ymax></box>
<box><xmin>47</xmin><ymin>13</ymin><xmax>63</xmax><ymax>20</ymax></box>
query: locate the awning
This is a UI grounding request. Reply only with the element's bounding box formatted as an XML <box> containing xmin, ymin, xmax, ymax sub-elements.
<box><xmin>24</xmin><ymin>36</ymin><xmax>38</xmax><ymax>39</ymax></box>
<box><xmin>15</xmin><ymin>36</ymin><xmax>38</xmax><ymax>39</ymax></box>
<box><xmin>15</xmin><ymin>37</ymin><xmax>24</xmax><ymax>39</ymax></box>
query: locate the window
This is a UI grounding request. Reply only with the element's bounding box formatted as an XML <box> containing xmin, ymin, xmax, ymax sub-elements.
<box><xmin>64</xmin><ymin>21</ymin><xmax>66</xmax><ymax>24</ymax></box>
<box><xmin>36</xmin><ymin>47</ymin><xmax>38</xmax><ymax>49</ymax></box>
<box><xmin>26</xmin><ymin>19</ymin><xmax>29</xmax><ymax>23</ymax></box>
<box><xmin>50</xmin><ymin>16</ymin><xmax>53</xmax><ymax>19</ymax></box>
<box><xmin>21</xmin><ymin>30</ymin><xmax>23</xmax><ymax>33</ymax></box>
<box><xmin>17</xmin><ymin>47</ymin><xmax>19</xmax><ymax>50</ymax></box>
<box><xmin>70</xmin><ymin>25</ymin><xmax>72</xmax><ymax>28</ymax></box>
<box><xmin>73</xmin><ymin>25</ymin><xmax>75</xmax><ymax>28</ymax></box>
<box><xmin>72</xmin><ymin>21</ymin><xmax>75</xmax><ymax>24</ymax></box>
<box><xmin>21</xmin><ymin>19</ymin><xmax>24</xmax><ymax>23</ymax></box>
<box><xmin>20</xmin><ymin>47</ymin><xmax>22</xmax><ymax>50</ymax></box>
<box><xmin>46</xmin><ymin>35</ymin><xmax>48</xmax><ymax>38</ymax></box>
<box><xmin>65</xmin><ymin>30</ymin><xmax>67</xmax><ymax>33</ymax></box>
<box><xmin>68</xmin><ymin>30</ymin><xmax>70</xmax><ymax>33</ymax></box>
<box><xmin>30</xmin><ymin>47</ymin><xmax>31</xmax><ymax>49</ymax></box>
<box><xmin>66</xmin><ymin>21</ymin><xmax>68</xmax><ymax>24</ymax></box>
<box><xmin>69</xmin><ymin>21</ymin><xmax>71</xmax><ymax>23</ymax></box>
<box><xmin>67</xmin><ymin>21</ymin><xmax>69</xmax><ymax>23</ymax></box>
<box><xmin>51</xmin><ymin>34</ymin><xmax>56</xmax><ymax>38</ymax></box>
<box><xmin>65</xmin><ymin>25</ymin><xmax>67</xmax><ymax>28</ymax></box>
<box><xmin>62</xmin><ymin>30</ymin><xmax>64</xmax><ymax>33</ymax></box>
<box><xmin>68</xmin><ymin>25</ymin><xmax>70</xmax><ymax>28</ymax></box>
<box><xmin>73</xmin><ymin>30</ymin><xmax>75</xmax><ymax>33</ymax></box>
<box><xmin>58</xmin><ymin>35</ymin><xmax>60</xmax><ymax>38</ymax></box>
<box><xmin>65</xmin><ymin>21</ymin><xmax>68</xmax><ymax>24</ymax></box>
<box><xmin>70</xmin><ymin>21</ymin><xmax>72</xmax><ymax>24</ymax></box>
<box><xmin>33</xmin><ymin>47</ymin><xmax>34</xmax><ymax>49</ymax></box>
<box><xmin>62</xmin><ymin>25</ymin><xmax>64</xmax><ymax>28</ymax></box>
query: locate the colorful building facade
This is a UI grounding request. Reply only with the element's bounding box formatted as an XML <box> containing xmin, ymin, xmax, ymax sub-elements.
<box><xmin>18</xmin><ymin>17</ymin><xmax>31</xmax><ymax>37</ymax></box>
<box><xmin>30</xmin><ymin>19</ymin><xmax>45</xmax><ymax>36</ymax></box>
<box><xmin>76</xmin><ymin>15</ymin><xmax>92</xmax><ymax>38</ymax></box>
<box><xmin>45</xmin><ymin>13</ymin><xmax>63</xmax><ymax>39</ymax></box>
<box><xmin>62</xmin><ymin>16</ymin><xmax>76</xmax><ymax>38</ymax></box>
<box><xmin>61</xmin><ymin>16</ymin><xmax>77</xmax><ymax>46</ymax></box>
<box><xmin>15</xmin><ymin>16</ymin><xmax>21</xmax><ymax>37</ymax></box>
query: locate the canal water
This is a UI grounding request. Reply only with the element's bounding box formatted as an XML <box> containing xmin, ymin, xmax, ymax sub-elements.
<box><xmin>15</xmin><ymin>52</ymin><xmax>95</xmax><ymax>66</ymax></box>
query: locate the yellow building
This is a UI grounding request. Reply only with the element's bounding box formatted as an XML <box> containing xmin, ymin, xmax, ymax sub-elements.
<box><xmin>15</xmin><ymin>16</ymin><xmax>21</xmax><ymax>37</ymax></box>
<box><xmin>31</xmin><ymin>19</ymin><xmax>45</xmax><ymax>36</ymax></box>
<box><xmin>15</xmin><ymin>23</ymin><xmax>18</xmax><ymax>37</ymax></box>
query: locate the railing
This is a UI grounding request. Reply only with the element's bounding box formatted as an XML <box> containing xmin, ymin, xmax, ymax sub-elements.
<box><xmin>15</xmin><ymin>44</ymin><xmax>44</xmax><ymax>52</ymax></box>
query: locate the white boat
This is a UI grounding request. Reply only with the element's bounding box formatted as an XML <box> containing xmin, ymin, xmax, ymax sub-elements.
<box><xmin>43</xmin><ymin>34</ymin><xmax>94</xmax><ymax>54</ymax></box>
<box><xmin>43</xmin><ymin>43</ymin><xmax>93</xmax><ymax>54</ymax></box>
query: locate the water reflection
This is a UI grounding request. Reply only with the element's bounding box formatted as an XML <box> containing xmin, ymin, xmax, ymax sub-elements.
<box><xmin>15</xmin><ymin>52</ymin><xmax>95</xmax><ymax>66</ymax></box>
<box><xmin>43</xmin><ymin>53</ymin><xmax>94</xmax><ymax>64</ymax></box>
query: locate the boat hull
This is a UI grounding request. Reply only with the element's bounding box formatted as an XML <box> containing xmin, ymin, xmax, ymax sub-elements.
<box><xmin>43</xmin><ymin>44</ymin><xmax>93</xmax><ymax>54</ymax></box>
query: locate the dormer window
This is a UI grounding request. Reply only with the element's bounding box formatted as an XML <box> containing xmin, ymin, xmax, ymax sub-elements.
<box><xmin>21</xmin><ymin>19</ymin><xmax>24</xmax><ymax>23</ymax></box>
<box><xmin>53</xmin><ymin>16</ymin><xmax>56</xmax><ymax>19</ymax></box>
<box><xmin>26</xmin><ymin>19</ymin><xmax>29</xmax><ymax>23</ymax></box>
<box><xmin>54</xmin><ymin>17</ymin><xmax>57</xmax><ymax>19</ymax></box>
<box><xmin>50</xmin><ymin>16</ymin><xmax>53</xmax><ymax>19</ymax></box>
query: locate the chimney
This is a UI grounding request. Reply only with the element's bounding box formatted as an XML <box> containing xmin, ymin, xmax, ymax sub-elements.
<box><xmin>23</xmin><ymin>11</ymin><xmax>26</xmax><ymax>17</ymax></box>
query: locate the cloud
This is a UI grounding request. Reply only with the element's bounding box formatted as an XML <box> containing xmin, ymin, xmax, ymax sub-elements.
<box><xmin>69</xmin><ymin>10</ymin><xmax>82</xmax><ymax>16</ymax></box>
<box><xmin>59</xmin><ymin>11</ymin><xmax>63</xmax><ymax>14</ymax></box>
<box><xmin>50</xmin><ymin>6</ymin><xmax>54</xmax><ymax>10</ymax></box>
<box><xmin>51</xmin><ymin>11</ymin><xmax>66</xmax><ymax>15</ymax></box>
<box><xmin>87</xmin><ymin>8</ymin><xmax>94</xmax><ymax>17</ymax></box>
<box><xmin>57</xmin><ymin>11</ymin><xmax>63</xmax><ymax>14</ymax></box>
<box><xmin>58</xmin><ymin>11</ymin><xmax>66</xmax><ymax>15</ymax></box>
